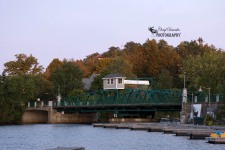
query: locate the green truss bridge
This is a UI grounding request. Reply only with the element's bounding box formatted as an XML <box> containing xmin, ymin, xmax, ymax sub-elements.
<box><xmin>28</xmin><ymin>88</ymin><xmax>222</xmax><ymax>114</ymax></box>
<box><xmin>53</xmin><ymin>89</ymin><xmax>183</xmax><ymax>114</ymax></box>
<box><xmin>25</xmin><ymin>88</ymin><xmax>223</xmax><ymax>123</ymax></box>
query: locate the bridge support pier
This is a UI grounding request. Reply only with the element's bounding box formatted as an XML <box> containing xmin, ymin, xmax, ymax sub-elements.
<box><xmin>22</xmin><ymin>107</ymin><xmax>98</xmax><ymax>124</ymax></box>
<box><xmin>180</xmin><ymin>102</ymin><xmax>189</xmax><ymax>124</ymax></box>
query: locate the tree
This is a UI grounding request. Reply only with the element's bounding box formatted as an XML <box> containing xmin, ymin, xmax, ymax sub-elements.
<box><xmin>90</xmin><ymin>70</ymin><xmax>110</xmax><ymax>91</ymax></box>
<box><xmin>156</xmin><ymin>69</ymin><xmax>173</xmax><ymax>89</ymax></box>
<box><xmin>102</xmin><ymin>46</ymin><xmax>122</xmax><ymax>58</ymax></box>
<box><xmin>74</xmin><ymin>60</ymin><xmax>90</xmax><ymax>77</ymax></box>
<box><xmin>34</xmin><ymin>75</ymin><xmax>55</xmax><ymax>100</ymax></box>
<box><xmin>51</xmin><ymin>61</ymin><xmax>84</xmax><ymax>97</ymax></box>
<box><xmin>94</xmin><ymin>58</ymin><xmax>113</xmax><ymax>73</ymax></box>
<box><xmin>104</xmin><ymin>56</ymin><xmax>136</xmax><ymax>78</ymax></box>
<box><xmin>4</xmin><ymin>54</ymin><xmax>43</xmax><ymax>76</ymax></box>
<box><xmin>83</xmin><ymin>53</ymin><xmax>100</xmax><ymax>76</ymax></box>
<box><xmin>184</xmin><ymin>51</ymin><xmax>225</xmax><ymax>93</ymax></box>
<box><xmin>44</xmin><ymin>58</ymin><xmax>63</xmax><ymax>80</ymax></box>
<box><xmin>0</xmin><ymin>74</ymin><xmax>39</xmax><ymax>123</ymax></box>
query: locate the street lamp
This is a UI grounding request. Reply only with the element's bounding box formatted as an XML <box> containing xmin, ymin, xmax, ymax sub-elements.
<box><xmin>199</xmin><ymin>86</ymin><xmax>212</xmax><ymax>115</ymax></box>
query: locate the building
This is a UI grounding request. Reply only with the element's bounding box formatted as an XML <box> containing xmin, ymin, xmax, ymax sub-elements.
<box><xmin>102</xmin><ymin>73</ymin><xmax>126</xmax><ymax>90</ymax></box>
<box><xmin>102</xmin><ymin>73</ymin><xmax>150</xmax><ymax>90</ymax></box>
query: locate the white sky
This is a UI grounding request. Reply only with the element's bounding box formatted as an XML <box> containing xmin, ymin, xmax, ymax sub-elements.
<box><xmin>1</xmin><ymin>0</ymin><xmax>225</xmax><ymax>73</ymax></box>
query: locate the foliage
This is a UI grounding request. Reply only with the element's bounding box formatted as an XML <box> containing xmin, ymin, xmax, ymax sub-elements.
<box><xmin>83</xmin><ymin>53</ymin><xmax>100</xmax><ymax>76</ymax></box>
<box><xmin>4</xmin><ymin>53</ymin><xmax>43</xmax><ymax>76</ymax></box>
<box><xmin>184</xmin><ymin>52</ymin><xmax>225</xmax><ymax>93</ymax></box>
<box><xmin>102</xmin><ymin>46</ymin><xmax>122</xmax><ymax>58</ymax></box>
<box><xmin>94</xmin><ymin>58</ymin><xmax>113</xmax><ymax>73</ymax></box>
<box><xmin>103</xmin><ymin>56</ymin><xmax>136</xmax><ymax>78</ymax></box>
<box><xmin>1</xmin><ymin>38</ymin><xmax>225</xmax><ymax>124</ymax></box>
<box><xmin>51</xmin><ymin>61</ymin><xmax>83</xmax><ymax>97</ymax></box>
<box><xmin>44</xmin><ymin>58</ymin><xmax>63</xmax><ymax>80</ymax></box>
<box><xmin>74</xmin><ymin>60</ymin><xmax>90</xmax><ymax>77</ymax></box>
<box><xmin>156</xmin><ymin>69</ymin><xmax>173</xmax><ymax>89</ymax></box>
<box><xmin>68</xmin><ymin>89</ymin><xmax>84</xmax><ymax>97</ymax></box>
<box><xmin>90</xmin><ymin>70</ymin><xmax>110</xmax><ymax>91</ymax></box>
<box><xmin>205</xmin><ymin>114</ymin><xmax>214</xmax><ymax>126</ymax></box>
<box><xmin>0</xmin><ymin>74</ymin><xmax>39</xmax><ymax>124</ymax></box>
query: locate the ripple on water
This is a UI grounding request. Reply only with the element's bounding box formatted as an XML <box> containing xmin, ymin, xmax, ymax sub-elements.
<box><xmin>0</xmin><ymin>124</ymin><xmax>224</xmax><ymax>150</ymax></box>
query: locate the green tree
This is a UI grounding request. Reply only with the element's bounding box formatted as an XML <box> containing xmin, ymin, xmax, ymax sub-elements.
<box><xmin>51</xmin><ymin>61</ymin><xmax>84</xmax><ymax>97</ymax></box>
<box><xmin>184</xmin><ymin>51</ymin><xmax>225</xmax><ymax>93</ymax></box>
<box><xmin>34</xmin><ymin>75</ymin><xmax>55</xmax><ymax>100</ymax></box>
<box><xmin>4</xmin><ymin>53</ymin><xmax>43</xmax><ymax>76</ymax></box>
<box><xmin>157</xmin><ymin>69</ymin><xmax>173</xmax><ymax>89</ymax></box>
<box><xmin>104</xmin><ymin>56</ymin><xmax>136</xmax><ymax>78</ymax></box>
<box><xmin>90</xmin><ymin>70</ymin><xmax>110</xmax><ymax>91</ymax></box>
<box><xmin>0</xmin><ymin>74</ymin><xmax>39</xmax><ymax>123</ymax></box>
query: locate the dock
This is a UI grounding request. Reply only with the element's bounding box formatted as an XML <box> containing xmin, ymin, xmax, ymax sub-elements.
<box><xmin>92</xmin><ymin>122</ymin><xmax>225</xmax><ymax>144</ymax></box>
<box><xmin>206</xmin><ymin>137</ymin><xmax>225</xmax><ymax>144</ymax></box>
<box><xmin>46</xmin><ymin>147</ymin><xmax>85</xmax><ymax>150</ymax></box>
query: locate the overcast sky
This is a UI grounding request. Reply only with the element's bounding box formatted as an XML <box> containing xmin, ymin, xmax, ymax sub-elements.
<box><xmin>1</xmin><ymin>0</ymin><xmax>225</xmax><ymax>73</ymax></box>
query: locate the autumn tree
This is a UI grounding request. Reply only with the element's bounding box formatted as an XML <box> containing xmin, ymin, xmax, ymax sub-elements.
<box><xmin>102</xmin><ymin>46</ymin><xmax>122</xmax><ymax>58</ymax></box>
<box><xmin>94</xmin><ymin>58</ymin><xmax>113</xmax><ymax>73</ymax></box>
<box><xmin>74</xmin><ymin>60</ymin><xmax>90</xmax><ymax>77</ymax></box>
<box><xmin>4</xmin><ymin>54</ymin><xmax>43</xmax><ymax>76</ymax></box>
<box><xmin>44</xmin><ymin>58</ymin><xmax>63</xmax><ymax>80</ymax></box>
<box><xmin>83</xmin><ymin>53</ymin><xmax>100</xmax><ymax>76</ymax></box>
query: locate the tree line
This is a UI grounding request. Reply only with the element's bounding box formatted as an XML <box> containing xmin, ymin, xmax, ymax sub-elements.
<box><xmin>0</xmin><ymin>38</ymin><xmax>225</xmax><ymax>124</ymax></box>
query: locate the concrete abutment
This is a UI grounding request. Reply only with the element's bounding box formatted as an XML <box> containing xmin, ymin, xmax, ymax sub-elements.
<box><xmin>22</xmin><ymin>107</ymin><xmax>98</xmax><ymax>124</ymax></box>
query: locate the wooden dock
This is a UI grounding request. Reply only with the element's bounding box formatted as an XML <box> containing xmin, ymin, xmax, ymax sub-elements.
<box><xmin>92</xmin><ymin>123</ymin><xmax>225</xmax><ymax>144</ymax></box>
<box><xmin>46</xmin><ymin>147</ymin><xmax>85</xmax><ymax>150</ymax></box>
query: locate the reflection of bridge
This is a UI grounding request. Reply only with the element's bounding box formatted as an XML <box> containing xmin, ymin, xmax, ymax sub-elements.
<box><xmin>24</xmin><ymin>89</ymin><xmax>222</xmax><ymax>124</ymax></box>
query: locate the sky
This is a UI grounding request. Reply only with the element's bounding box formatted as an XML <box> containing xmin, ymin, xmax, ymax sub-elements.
<box><xmin>0</xmin><ymin>0</ymin><xmax>225</xmax><ymax>73</ymax></box>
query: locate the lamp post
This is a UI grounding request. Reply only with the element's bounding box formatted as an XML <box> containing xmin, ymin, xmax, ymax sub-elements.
<box><xmin>187</xmin><ymin>92</ymin><xmax>194</xmax><ymax>124</ymax></box>
<box><xmin>180</xmin><ymin>71</ymin><xmax>187</xmax><ymax>124</ymax></box>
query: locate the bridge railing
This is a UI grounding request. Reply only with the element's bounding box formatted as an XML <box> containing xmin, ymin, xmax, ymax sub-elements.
<box><xmin>58</xmin><ymin>89</ymin><xmax>183</xmax><ymax>107</ymax></box>
<box><xmin>27</xmin><ymin>101</ymin><xmax>53</xmax><ymax>107</ymax></box>
<box><xmin>187</xmin><ymin>92</ymin><xmax>224</xmax><ymax>103</ymax></box>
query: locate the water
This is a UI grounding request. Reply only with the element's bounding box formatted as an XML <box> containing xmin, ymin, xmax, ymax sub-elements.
<box><xmin>0</xmin><ymin>124</ymin><xmax>224</xmax><ymax>150</ymax></box>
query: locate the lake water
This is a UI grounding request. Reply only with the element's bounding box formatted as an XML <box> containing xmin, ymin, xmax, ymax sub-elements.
<box><xmin>0</xmin><ymin>124</ymin><xmax>224</xmax><ymax>150</ymax></box>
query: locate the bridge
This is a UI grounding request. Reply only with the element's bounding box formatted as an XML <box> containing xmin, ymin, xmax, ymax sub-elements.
<box><xmin>28</xmin><ymin>89</ymin><xmax>183</xmax><ymax>113</ymax></box>
<box><xmin>24</xmin><ymin>88</ymin><xmax>222</xmax><ymax>124</ymax></box>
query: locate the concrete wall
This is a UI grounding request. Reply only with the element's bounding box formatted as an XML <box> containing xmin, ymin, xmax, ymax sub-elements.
<box><xmin>49</xmin><ymin>112</ymin><xmax>98</xmax><ymax>124</ymax></box>
<box><xmin>181</xmin><ymin>102</ymin><xmax>221</xmax><ymax>123</ymax></box>
<box><xmin>22</xmin><ymin>108</ymin><xmax>98</xmax><ymax>124</ymax></box>
<box><xmin>22</xmin><ymin>110</ymin><xmax>48</xmax><ymax>123</ymax></box>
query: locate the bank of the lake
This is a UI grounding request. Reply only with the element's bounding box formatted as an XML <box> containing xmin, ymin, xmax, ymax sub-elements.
<box><xmin>0</xmin><ymin>124</ymin><xmax>225</xmax><ymax>150</ymax></box>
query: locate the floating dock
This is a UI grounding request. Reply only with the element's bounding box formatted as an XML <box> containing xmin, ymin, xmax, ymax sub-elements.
<box><xmin>206</xmin><ymin>137</ymin><xmax>225</xmax><ymax>144</ymax></box>
<box><xmin>92</xmin><ymin>123</ymin><xmax>225</xmax><ymax>144</ymax></box>
<box><xmin>46</xmin><ymin>147</ymin><xmax>85</xmax><ymax>150</ymax></box>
